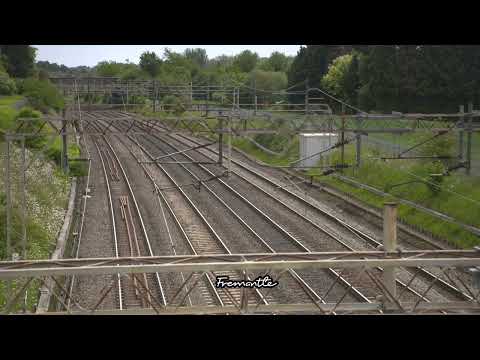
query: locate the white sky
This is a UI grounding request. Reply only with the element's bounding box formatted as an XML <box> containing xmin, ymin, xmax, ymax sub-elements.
<box><xmin>34</xmin><ymin>45</ymin><xmax>302</xmax><ymax>67</ymax></box>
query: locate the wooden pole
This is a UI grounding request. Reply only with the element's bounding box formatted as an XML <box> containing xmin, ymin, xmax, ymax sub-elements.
<box><xmin>383</xmin><ymin>202</ymin><xmax>398</xmax><ymax>300</ymax></box>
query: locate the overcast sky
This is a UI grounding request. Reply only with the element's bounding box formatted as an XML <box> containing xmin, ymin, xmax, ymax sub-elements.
<box><xmin>34</xmin><ymin>45</ymin><xmax>302</xmax><ymax>67</ymax></box>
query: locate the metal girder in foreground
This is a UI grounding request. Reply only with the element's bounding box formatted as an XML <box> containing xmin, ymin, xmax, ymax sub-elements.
<box><xmin>1</xmin><ymin>251</ymin><xmax>479</xmax><ymax>279</ymax></box>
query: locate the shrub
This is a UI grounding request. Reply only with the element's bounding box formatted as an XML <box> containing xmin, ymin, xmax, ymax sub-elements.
<box><xmin>0</xmin><ymin>71</ymin><xmax>16</xmax><ymax>95</ymax></box>
<box><xmin>16</xmin><ymin>107</ymin><xmax>44</xmax><ymax>148</ymax></box>
<box><xmin>162</xmin><ymin>95</ymin><xmax>185</xmax><ymax>115</ymax></box>
<box><xmin>17</xmin><ymin>78</ymin><xmax>64</xmax><ymax>113</ymax></box>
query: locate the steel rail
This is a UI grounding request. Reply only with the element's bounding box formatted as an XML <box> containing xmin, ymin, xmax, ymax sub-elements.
<box><xmin>92</xmin><ymin>139</ymin><xmax>123</xmax><ymax>310</ymax></box>
<box><xmin>131</xmin><ymin>115</ymin><xmax>463</xmax><ymax>304</ymax></box>
<box><xmin>92</xmin><ymin>114</ymin><xmax>268</xmax><ymax>309</ymax></box>
<box><xmin>113</xmin><ymin>132</ymin><xmax>215</xmax><ymax>307</ymax></box>
<box><xmin>88</xmin><ymin>118</ymin><xmax>167</xmax><ymax>307</ymax></box>
<box><xmin>167</xmin><ymin>130</ymin><xmax>462</xmax><ymax>304</ymax></box>
<box><xmin>66</xmin><ymin>118</ymin><xmax>94</xmax><ymax>310</ymax></box>
<box><xmin>167</xmin><ymin>127</ymin><xmax>474</xmax><ymax>303</ymax></box>
<box><xmin>125</xmin><ymin>135</ymin><xmax>268</xmax><ymax>309</ymax></box>
<box><xmin>112</xmin><ymin>116</ymin><xmax>372</xmax><ymax>305</ymax></box>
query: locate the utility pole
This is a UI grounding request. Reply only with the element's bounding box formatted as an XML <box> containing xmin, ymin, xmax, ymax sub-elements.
<box><xmin>356</xmin><ymin>115</ymin><xmax>362</xmax><ymax>167</ymax></box>
<box><xmin>87</xmin><ymin>78</ymin><xmax>90</xmax><ymax>111</ymax></box>
<box><xmin>459</xmin><ymin>105</ymin><xmax>464</xmax><ymax>162</ymax></box>
<box><xmin>152</xmin><ymin>80</ymin><xmax>157</xmax><ymax>112</ymax></box>
<box><xmin>253</xmin><ymin>78</ymin><xmax>257</xmax><ymax>115</ymax></box>
<box><xmin>228</xmin><ymin>116</ymin><xmax>232</xmax><ymax>178</ymax></box>
<box><xmin>190</xmin><ymin>82</ymin><xmax>193</xmax><ymax>108</ymax></box>
<box><xmin>218</xmin><ymin>117</ymin><xmax>224</xmax><ymax>165</ymax></box>
<box><xmin>21</xmin><ymin>136</ymin><xmax>27</xmax><ymax>259</ymax></box>
<box><xmin>305</xmin><ymin>78</ymin><xmax>310</xmax><ymax>115</ymax></box>
<box><xmin>466</xmin><ymin>102</ymin><xmax>473</xmax><ymax>175</ymax></box>
<box><xmin>382</xmin><ymin>202</ymin><xmax>398</xmax><ymax>300</ymax></box>
<box><xmin>5</xmin><ymin>135</ymin><xmax>12</xmax><ymax>260</ymax></box>
<box><xmin>206</xmin><ymin>85</ymin><xmax>209</xmax><ymax>117</ymax></box>
<box><xmin>3</xmin><ymin>135</ymin><xmax>12</xmax><ymax>299</ymax></box>
<box><xmin>341</xmin><ymin>104</ymin><xmax>345</xmax><ymax>173</ymax></box>
<box><xmin>61</xmin><ymin>109</ymin><xmax>68</xmax><ymax>173</ymax></box>
<box><xmin>126</xmin><ymin>81</ymin><xmax>129</xmax><ymax>106</ymax></box>
<box><xmin>232</xmin><ymin>88</ymin><xmax>236</xmax><ymax>113</ymax></box>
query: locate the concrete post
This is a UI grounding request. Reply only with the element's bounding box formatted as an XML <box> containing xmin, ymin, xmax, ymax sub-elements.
<box><xmin>356</xmin><ymin>115</ymin><xmax>362</xmax><ymax>167</ymax></box>
<box><xmin>61</xmin><ymin>109</ymin><xmax>68</xmax><ymax>173</ymax></box>
<box><xmin>21</xmin><ymin>136</ymin><xmax>27</xmax><ymax>259</ymax></box>
<box><xmin>227</xmin><ymin>117</ymin><xmax>232</xmax><ymax>177</ymax></box>
<box><xmin>4</xmin><ymin>136</ymin><xmax>12</xmax><ymax>297</ymax></box>
<box><xmin>152</xmin><ymin>80</ymin><xmax>157</xmax><ymax>113</ymax></box>
<box><xmin>383</xmin><ymin>202</ymin><xmax>398</xmax><ymax>300</ymax></box>
<box><xmin>341</xmin><ymin>104</ymin><xmax>345</xmax><ymax>173</ymax></box>
<box><xmin>206</xmin><ymin>85</ymin><xmax>209</xmax><ymax>117</ymax></box>
<box><xmin>459</xmin><ymin>105</ymin><xmax>464</xmax><ymax>161</ymax></box>
<box><xmin>305</xmin><ymin>78</ymin><xmax>310</xmax><ymax>115</ymax></box>
<box><xmin>5</xmin><ymin>135</ymin><xmax>12</xmax><ymax>260</ymax></box>
<box><xmin>218</xmin><ymin>117</ymin><xmax>224</xmax><ymax>165</ymax></box>
<box><xmin>466</xmin><ymin>102</ymin><xmax>473</xmax><ymax>175</ymax></box>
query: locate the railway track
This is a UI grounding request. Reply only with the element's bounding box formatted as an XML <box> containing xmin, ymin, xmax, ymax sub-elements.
<box><xmin>85</xmin><ymin>112</ymin><xmax>272</xmax><ymax>311</ymax></box>
<box><xmin>93</xmin><ymin>112</ymin><xmax>388</xmax><ymax>310</ymax></box>
<box><xmin>83</xmin><ymin>119</ymin><xmax>167</xmax><ymax>311</ymax></box>
<box><xmin>110</xmin><ymin>111</ymin><xmax>475</xmax><ymax>308</ymax></box>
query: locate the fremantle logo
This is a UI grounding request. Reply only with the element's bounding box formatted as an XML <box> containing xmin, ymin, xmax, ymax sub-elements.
<box><xmin>215</xmin><ymin>275</ymin><xmax>279</xmax><ymax>289</ymax></box>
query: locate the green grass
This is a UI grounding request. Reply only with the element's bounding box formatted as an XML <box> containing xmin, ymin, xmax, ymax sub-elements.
<box><xmin>308</xmin><ymin>144</ymin><xmax>480</xmax><ymax>248</ymax></box>
<box><xmin>0</xmin><ymin>95</ymin><xmax>24</xmax><ymax>107</ymax></box>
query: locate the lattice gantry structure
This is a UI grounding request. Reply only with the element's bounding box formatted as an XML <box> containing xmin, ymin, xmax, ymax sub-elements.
<box><xmin>2</xmin><ymin>77</ymin><xmax>480</xmax><ymax>314</ymax></box>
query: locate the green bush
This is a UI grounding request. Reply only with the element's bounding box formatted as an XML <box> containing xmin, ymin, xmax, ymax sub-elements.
<box><xmin>0</xmin><ymin>71</ymin><xmax>16</xmax><ymax>95</ymax></box>
<box><xmin>17</xmin><ymin>78</ymin><xmax>64</xmax><ymax>113</ymax></box>
<box><xmin>16</xmin><ymin>107</ymin><xmax>44</xmax><ymax>148</ymax></box>
<box><xmin>162</xmin><ymin>95</ymin><xmax>185</xmax><ymax>115</ymax></box>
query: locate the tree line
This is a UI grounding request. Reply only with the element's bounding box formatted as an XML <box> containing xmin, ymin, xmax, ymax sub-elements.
<box><xmin>4</xmin><ymin>45</ymin><xmax>479</xmax><ymax>113</ymax></box>
<box><xmin>289</xmin><ymin>45</ymin><xmax>480</xmax><ymax>113</ymax></box>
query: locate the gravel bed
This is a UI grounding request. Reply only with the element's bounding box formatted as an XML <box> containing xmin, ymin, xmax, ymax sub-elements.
<box><xmin>133</xmin><ymin>128</ymin><xmax>360</xmax><ymax>305</ymax></box>
<box><xmin>70</xmin><ymin>134</ymin><xmax>117</xmax><ymax>310</ymax></box>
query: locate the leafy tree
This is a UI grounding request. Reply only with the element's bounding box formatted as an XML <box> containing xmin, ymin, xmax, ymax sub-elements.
<box><xmin>184</xmin><ymin>48</ymin><xmax>208</xmax><ymax>68</ymax></box>
<box><xmin>0</xmin><ymin>45</ymin><xmax>37</xmax><ymax>78</ymax></box>
<box><xmin>321</xmin><ymin>54</ymin><xmax>353</xmax><ymax>98</ymax></box>
<box><xmin>233</xmin><ymin>50</ymin><xmax>258</xmax><ymax>73</ymax></box>
<box><xmin>250</xmin><ymin>70</ymin><xmax>287</xmax><ymax>104</ymax></box>
<box><xmin>139</xmin><ymin>51</ymin><xmax>162</xmax><ymax>78</ymax></box>
<box><xmin>265</xmin><ymin>51</ymin><xmax>291</xmax><ymax>72</ymax></box>
<box><xmin>18</xmin><ymin>78</ymin><xmax>64</xmax><ymax>113</ymax></box>
<box><xmin>95</xmin><ymin>61</ymin><xmax>125</xmax><ymax>77</ymax></box>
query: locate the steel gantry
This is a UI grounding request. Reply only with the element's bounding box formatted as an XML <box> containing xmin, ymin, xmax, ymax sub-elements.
<box><xmin>1</xmin><ymin>250</ymin><xmax>480</xmax><ymax>314</ymax></box>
